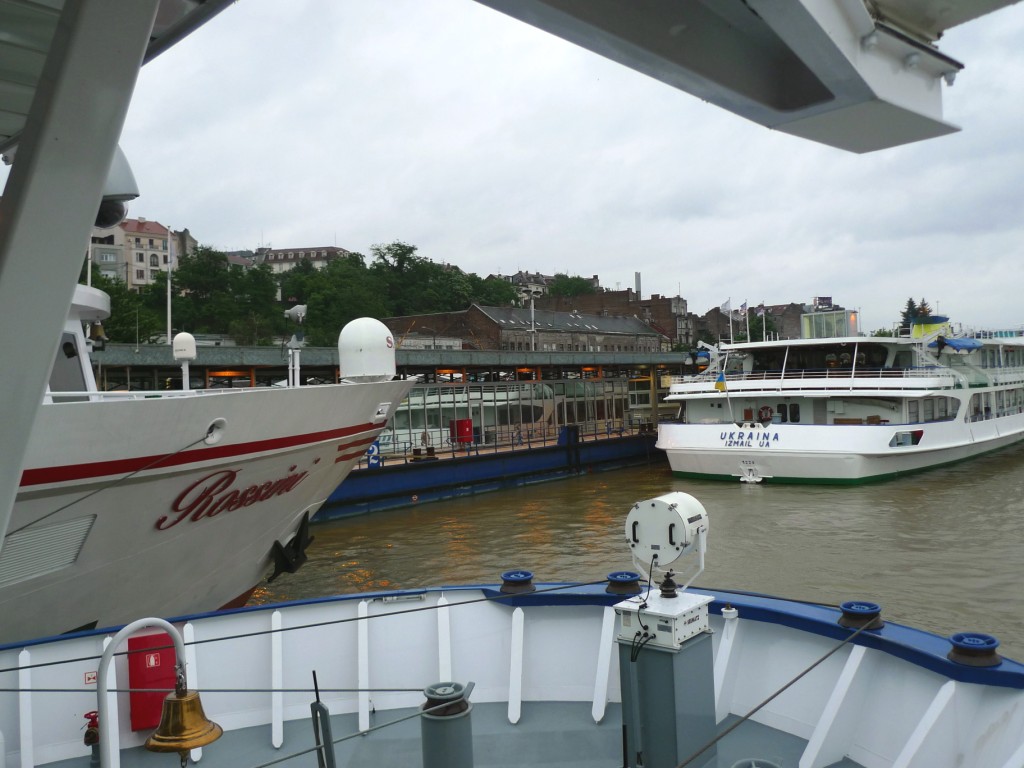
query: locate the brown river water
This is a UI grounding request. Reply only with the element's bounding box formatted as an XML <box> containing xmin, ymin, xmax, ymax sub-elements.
<box><xmin>256</xmin><ymin>445</ymin><xmax>1024</xmax><ymax>659</ymax></box>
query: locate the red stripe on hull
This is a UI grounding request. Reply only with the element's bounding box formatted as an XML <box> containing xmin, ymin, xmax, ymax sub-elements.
<box><xmin>21</xmin><ymin>424</ymin><xmax>378</xmax><ymax>487</ymax></box>
<box><xmin>334</xmin><ymin>448</ymin><xmax>371</xmax><ymax>463</ymax></box>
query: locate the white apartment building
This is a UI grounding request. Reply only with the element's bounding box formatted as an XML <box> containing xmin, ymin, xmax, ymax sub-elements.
<box><xmin>89</xmin><ymin>217</ymin><xmax>174</xmax><ymax>291</ymax></box>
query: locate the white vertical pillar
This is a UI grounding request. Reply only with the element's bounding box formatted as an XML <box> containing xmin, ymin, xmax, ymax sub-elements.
<box><xmin>507</xmin><ymin>608</ymin><xmax>524</xmax><ymax>724</ymax></box>
<box><xmin>271</xmin><ymin>611</ymin><xmax>284</xmax><ymax>748</ymax></box>
<box><xmin>17</xmin><ymin>649</ymin><xmax>32</xmax><ymax>768</ymax></box>
<box><xmin>358</xmin><ymin>600</ymin><xmax>370</xmax><ymax>731</ymax></box>
<box><xmin>591</xmin><ymin>607</ymin><xmax>616</xmax><ymax>723</ymax></box>
<box><xmin>0</xmin><ymin>0</ymin><xmax>160</xmax><ymax>551</ymax></box>
<box><xmin>437</xmin><ymin>594</ymin><xmax>452</xmax><ymax>682</ymax></box>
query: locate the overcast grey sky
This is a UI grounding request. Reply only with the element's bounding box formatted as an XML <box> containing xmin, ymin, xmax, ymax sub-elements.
<box><xmin>120</xmin><ymin>1</ymin><xmax>1024</xmax><ymax>333</ymax></box>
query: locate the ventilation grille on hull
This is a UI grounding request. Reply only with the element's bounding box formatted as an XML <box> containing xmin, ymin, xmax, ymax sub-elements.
<box><xmin>0</xmin><ymin>515</ymin><xmax>95</xmax><ymax>588</ymax></box>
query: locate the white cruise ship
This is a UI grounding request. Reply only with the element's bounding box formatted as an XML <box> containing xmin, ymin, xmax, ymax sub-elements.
<box><xmin>657</xmin><ymin>314</ymin><xmax>1024</xmax><ymax>483</ymax></box>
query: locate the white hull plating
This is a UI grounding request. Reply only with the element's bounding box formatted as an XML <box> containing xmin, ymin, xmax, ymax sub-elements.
<box><xmin>658</xmin><ymin>412</ymin><xmax>1024</xmax><ymax>483</ymax></box>
<box><xmin>3</xmin><ymin>586</ymin><xmax>1024</xmax><ymax>768</ymax></box>
<box><xmin>2</xmin><ymin>380</ymin><xmax>411</xmax><ymax>645</ymax></box>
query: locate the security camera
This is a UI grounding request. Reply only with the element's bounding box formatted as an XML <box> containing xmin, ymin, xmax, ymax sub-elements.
<box><xmin>284</xmin><ymin>305</ymin><xmax>308</xmax><ymax>323</ymax></box>
<box><xmin>95</xmin><ymin>145</ymin><xmax>139</xmax><ymax>228</ymax></box>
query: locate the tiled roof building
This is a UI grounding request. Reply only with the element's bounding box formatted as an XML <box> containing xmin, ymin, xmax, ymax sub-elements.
<box><xmin>254</xmin><ymin>246</ymin><xmax>351</xmax><ymax>274</ymax></box>
<box><xmin>383</xmin><ymin>305</ymin><xmax>667</xmax><ymax>353</ymax></box>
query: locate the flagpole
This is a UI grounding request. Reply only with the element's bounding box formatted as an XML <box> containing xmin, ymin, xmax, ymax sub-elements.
<box><xmin>716</xmin><ymin>360</ymin><xmax>735</xmax><ymax>423</ymax></box>
<box><xmin>166</xmin><ymin>227</ymin><xmax>174</xmax><ymax>345</ymax></box>
<box><xmin>728</xmin><ymin>297</ymin><xmax>733</xmax><ymax>343</ymax></box>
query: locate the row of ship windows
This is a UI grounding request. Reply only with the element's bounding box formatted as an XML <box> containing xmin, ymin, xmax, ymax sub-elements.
<box><xmin>966</xmin><ymin>389</ymin><xmax>1024</xmax><ymax>421</ymax></box>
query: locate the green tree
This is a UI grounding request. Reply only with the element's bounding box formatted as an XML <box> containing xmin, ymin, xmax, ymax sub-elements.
<box><xmin>898</xmin><ymin>297</ymin><xmax>936</xmax><ymax>335</ymax></box>
<box><xmin>301</xmin><ymin>257</ymin><xmax>389</xmax><ymax>346</ymax></box>
<box><xmin>227</xmin><ymin>264</ymin><xmax>282</xmax><ymax>345</ymax></box>
<box><xmin>734</xmin><ymin>310</ymin><xmax>777</xmax><ymax>343</ymax></box>
<box><xmin>279</xmin><ymin>257</ymin><xmax>319</xmax><ymax>305</ymax></box>
<box><xmin>90</xmin><ymin>273</ymin><xmax>163</xmax><ymax>343</ymax></box>
<box><xmin>425</xmin><ymin>267</ymin><xmax>473</xmax><ymax>311</ymax></box>
<box><xmin>548</xmin><ymin>274</ymin><xmax>596</xmax><ymax>297</ymax></box>
<box><xmin>368</xmin><ymin>241</ymin><xmax>480</xmax><ymax>315</ymax></box>
<box><xmin>369</xmin><ymin>241</ymin><xmax>428</xmax><ymax>316</ymax></box>
<box><xmin>169</xmin><ymin>246</ymin><xmax>236</xmax><ymax>333</ymax></box>
<box><xmin>899</xmin><ymin>298</ymin><xmax>919</xmax><ymax>335</ymax></box>
<box><xmin>467</xmin><ymin>274</ymin><xmax>517</xmax><ymax>306</ymax></box>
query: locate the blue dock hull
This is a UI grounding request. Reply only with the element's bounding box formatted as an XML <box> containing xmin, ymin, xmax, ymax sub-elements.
<box><xmin>318</xmin><ymin>432</ymin><xmax>660</xmax><ymax>519</ymax></box>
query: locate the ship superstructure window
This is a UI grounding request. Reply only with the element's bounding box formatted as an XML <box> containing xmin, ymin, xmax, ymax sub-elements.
<box><xmin>788</xmin><ymin>403</ymin><xmax>800</xmax><ymax>423</ymax></box>
<box><xmin>48</xmin><ymin>331</ymin><xmax>87</xmax><ymax>396</ymax></box>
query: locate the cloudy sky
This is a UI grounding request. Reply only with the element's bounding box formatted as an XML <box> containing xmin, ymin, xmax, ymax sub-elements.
<box><xmin>120</xmin><ymin>1</ymin><xmax>1024</xmax><ymax>333</ymax></box>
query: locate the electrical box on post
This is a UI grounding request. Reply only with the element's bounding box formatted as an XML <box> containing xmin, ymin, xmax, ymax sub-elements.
<box><xmin>616</xmin><ymin>590</ymin><xmax>713</xmax><ymax>651</ymax></box>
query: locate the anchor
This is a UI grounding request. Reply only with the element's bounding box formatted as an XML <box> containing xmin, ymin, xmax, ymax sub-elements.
<box><xmin>268</xmin><ymin>511</ymin><xmax>316</xmax><ymax>583</ymax></box>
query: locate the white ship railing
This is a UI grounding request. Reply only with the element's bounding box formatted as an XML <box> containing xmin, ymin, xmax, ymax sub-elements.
<box><xmin>45</xmin><ymin>387</ymin><xmax>273</xmax><ymax>403</ymax></box>
<box><xmin>667</xmin><ymin>367</ymin><xmax>959</xmax><ymax>387</ymax></box>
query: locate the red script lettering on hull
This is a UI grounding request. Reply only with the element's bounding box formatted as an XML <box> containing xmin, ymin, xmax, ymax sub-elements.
<box><xmin>157</xmin><ymin>467</ymin><xmax>308</xmax><ymax>530</ymax></box>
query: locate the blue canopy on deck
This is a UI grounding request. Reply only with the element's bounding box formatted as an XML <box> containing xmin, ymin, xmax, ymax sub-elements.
<box><xmin>928</xmin><ymin>336</ymin><xmax>982</xmax><ymax>352</ymax></box>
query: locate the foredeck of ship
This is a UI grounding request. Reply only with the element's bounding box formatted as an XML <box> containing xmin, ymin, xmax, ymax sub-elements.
<box><xmin>48</xmin><ymin>703</ymin><xmax>863</xmax><ymax>768</ymax></box>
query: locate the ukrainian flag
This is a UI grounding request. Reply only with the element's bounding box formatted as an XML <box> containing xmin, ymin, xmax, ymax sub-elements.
<box><xmin>714</xmin><ymin>372</ymin><xmax>727</xmax><ymax>392</ymax></box>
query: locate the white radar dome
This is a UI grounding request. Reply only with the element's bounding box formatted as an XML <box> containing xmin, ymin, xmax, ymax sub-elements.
<box><xmin>172</xmin><ymin>332</ymin><xmax>197</xmax><ymax>361</ymax></box>
<box><xmin>338</xmin><ymin>318</ymin><xmax>396</xmax><ymax>382</ymax></box>
<box><xmin>625</xmin><ymin>492</ymin><xmax>709</xmax><ymax>569</ymax></box>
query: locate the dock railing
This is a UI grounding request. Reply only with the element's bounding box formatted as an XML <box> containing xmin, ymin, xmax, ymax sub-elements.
<box><xmin>355</xmin><ymin>419</ymin><xmax>648</xmax><ymax>469</ymax></box>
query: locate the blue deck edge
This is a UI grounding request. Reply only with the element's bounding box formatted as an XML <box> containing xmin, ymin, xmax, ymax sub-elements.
<box><xmin>5</xmin><ymin>583</ymin><xmax>1022</xmax><ymax>690</ymax></box>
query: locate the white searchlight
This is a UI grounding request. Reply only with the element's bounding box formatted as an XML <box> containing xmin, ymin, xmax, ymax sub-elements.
<box><xmin>624</xmin><ymin>492</ymin><xmax>709</xmax><ymax>594</ymax></box>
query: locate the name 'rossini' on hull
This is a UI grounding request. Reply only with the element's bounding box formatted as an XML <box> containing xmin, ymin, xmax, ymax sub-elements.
<box><xmin>656</xmin><ymin>314</ymin><xmax>1024</xmax><ymax>484</ymax></box>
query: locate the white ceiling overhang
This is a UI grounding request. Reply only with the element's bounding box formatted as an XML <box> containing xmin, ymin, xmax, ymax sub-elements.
<box><xmin>475</xmin><ymin>0</ymin><xmax>1020</xmax><ymax>152</ymax></box>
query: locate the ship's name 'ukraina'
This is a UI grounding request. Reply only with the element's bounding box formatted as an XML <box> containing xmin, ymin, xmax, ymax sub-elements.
<box><xmin>157</xmin><ymin>467</ymin><xmax>308</xmax><ymax>530</ymax></box>
<box><xmin>720</xmin><ymin>430</ymin><xmax>780</xmax><ymax>448</ymax></box>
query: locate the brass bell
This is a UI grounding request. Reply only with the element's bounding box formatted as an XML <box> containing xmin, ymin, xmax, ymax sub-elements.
<box><xmin>89</xmin><ymin>322</ymin><xmax>108</xmax><ymax>341</ymax></box>
<box><xmin>145</xmin><ymin>683</ymin><xmax>222</xmax><ymax>765</ymax></box>
<box><xmin>88</xmin><ymin>322</ymin><xmax>108</xmax><ymax>351</ymax></box>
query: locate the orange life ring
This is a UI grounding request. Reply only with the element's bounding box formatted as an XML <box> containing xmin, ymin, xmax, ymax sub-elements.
<box><xmin>758</xmin><ymin>405</ymin><xmax>774</xmax><ymax>421</ymax></box>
